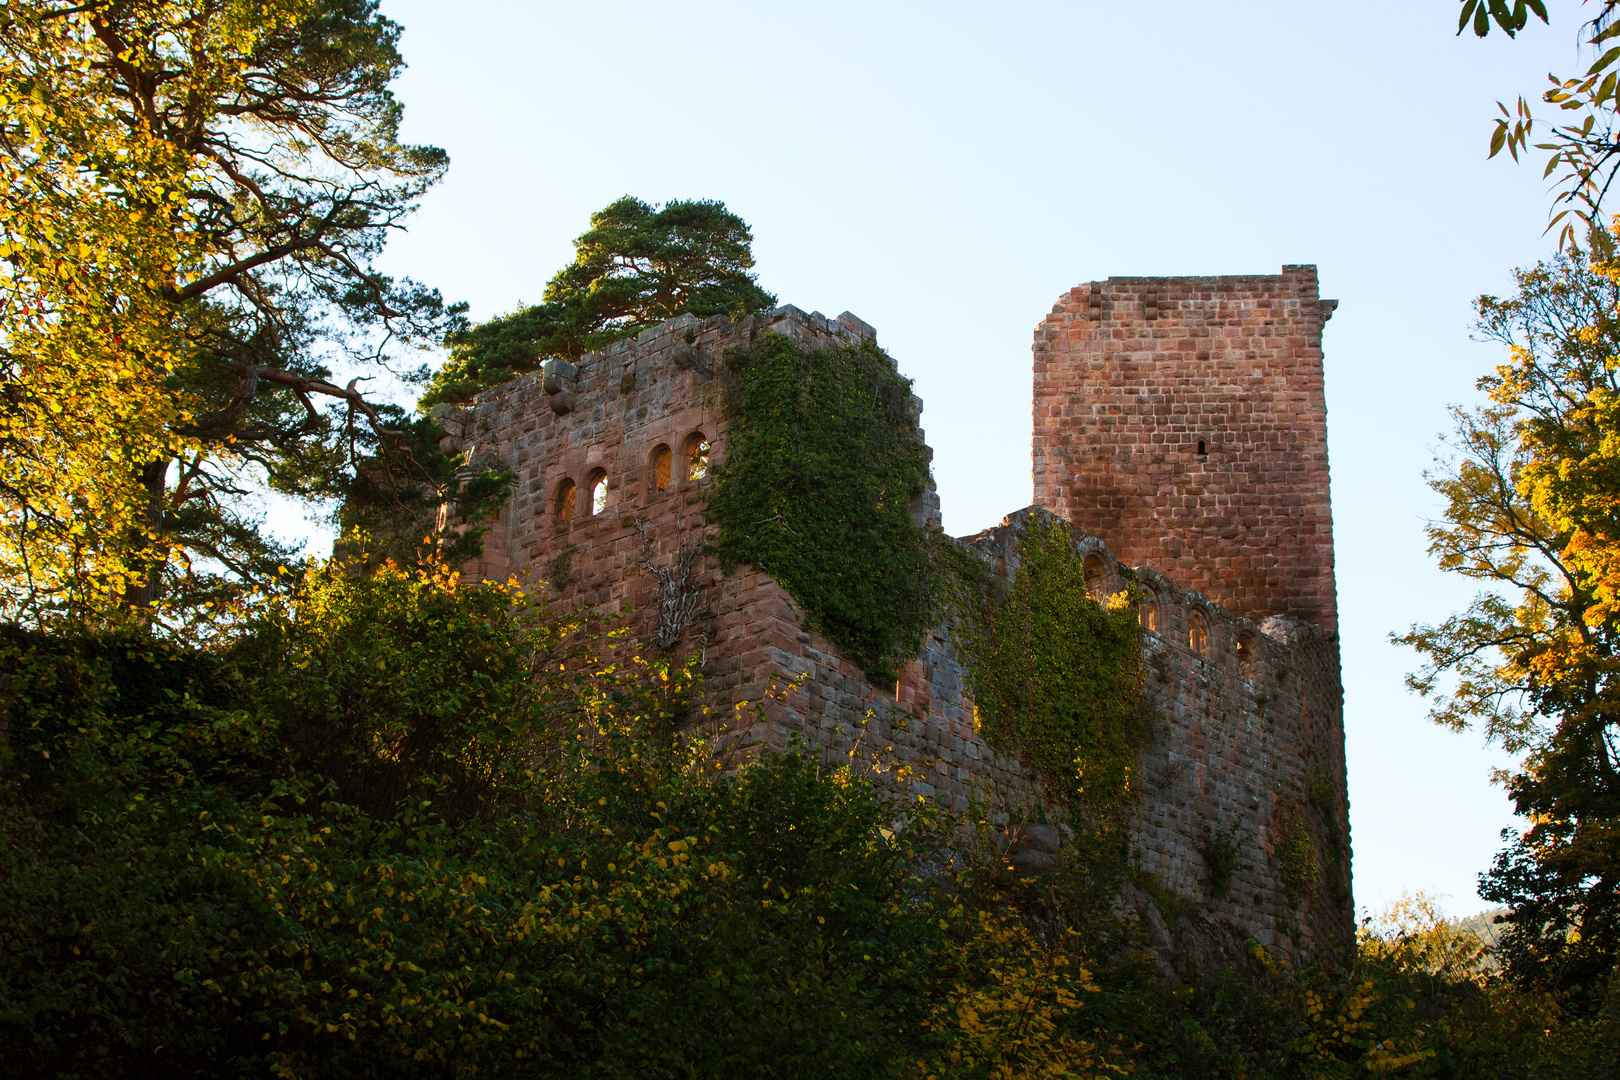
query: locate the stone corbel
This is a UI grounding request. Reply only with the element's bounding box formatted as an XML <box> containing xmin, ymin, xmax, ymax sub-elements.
<box><xmin>542</xmin><ymin>357</ymin><xmax>577</xmax><ymax>415</ymax></box>
<box><xmin>427</xmin><ymin>402</ymin><xmax>468</xmax><ymax>453</ymax></box>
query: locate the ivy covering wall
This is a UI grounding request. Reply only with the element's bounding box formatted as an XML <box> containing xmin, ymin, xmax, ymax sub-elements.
<box><xmin>1275</xmin><ymin>796</ymin><xmax>1318</xmax><ymax>909</ymax></box>
<box><xmin>950</xmin><ymin>518</ymin><xmax>1147</xmax><ymax>815</ymax></box>
<box><xmin>708</xmin><ymin>333</ymin><xmax>934</xmax><ymax>683</ymax></box>
<box><xmin>710</xmin><ymin>338</ymin><xmax>1147</xmax><ymax>818</ymax></box>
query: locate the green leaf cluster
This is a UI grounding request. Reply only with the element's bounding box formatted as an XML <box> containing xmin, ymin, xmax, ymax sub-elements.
<box><xmin>1461</xmin><ymin>0</ymin><xmax>1620</xmax><ymax>247</ymax></box>
<box><xmin>707</xmin><ymin>332</ymin><xmax>935</xmax><ymax>683</ymax></box>
<box><xmin>424</xmin><ymin>197</ymin><xmax>777</xmax><ymax>407</ymax></box>
<box><xmin>1458</xmin><ymin>0</ymin><xmax>1548</xmax><ymax>40</ymax></box>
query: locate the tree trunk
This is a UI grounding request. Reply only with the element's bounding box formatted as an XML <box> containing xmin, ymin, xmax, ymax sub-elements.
<box><xmin>123</xmin><ymin>457</ymin><xmax>169</xmax><ymax>613</ymax></box>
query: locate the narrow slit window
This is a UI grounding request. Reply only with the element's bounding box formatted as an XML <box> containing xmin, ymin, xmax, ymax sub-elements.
<box><xmin>589</xmin><ymin>473</ymin><xmax>608</xmax><ymax>516</ymax></box>
<box><xmin>650</xmin><ymin>445</ymin><xmax>672</xmax><ymax>492</ymax></box>
<box><xmin>1083</xmin><ymin>553</ymin><xmax>1107</xmax><ymax>600</ymax></box>
<box><xmin>554</xmin><ymin>479</ymin><xmax>577</xmax><ymax>524</ymax></box>
<box><xmin>1197</xmin><ymin>439</ymin><xmax>1206</xmax><ymax>456</ymax></box>
<box><xmin>1140</xmin><ymin>594</ymin><xmax>1160</xmax><ymax>633</ymax></box>
<box><xmin>1236</xmin><ymin>633</ymin><xmax>1256</xmax><ymax>676</ymax></box>
<box><xmin>686</xmin><ymin>435</ymin><xmax>710</xmax><ymax>481</ymax></box>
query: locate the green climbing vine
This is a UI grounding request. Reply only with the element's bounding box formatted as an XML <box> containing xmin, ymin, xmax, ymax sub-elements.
<box><xmin>1308</xmin><ymin>765</ymin><xmax>1351</xmax><ymax>907</ymax></box>
<box><xmin>710</xmin><ymin>338</ymin><xmax>1146</xmax><ymax>816</ymax></box>
<box><xmin>708</xmin><ymin>332</ymin><xmax>934</xmax><ymax>683</ymax></box>
<box><xmin>948</xmin><ymin>517</ymin><xmax>1147</xmax><ymax>815</ymax></box>
<box><xmin>1199</xmin><ymin>816</ymin><xmax>1250</xmax><ymax>900</ymax></box>
<box><xmin>1274</xmin><ymin>796</ymin><xmax>1318</xmax><ymax>909</ymax></box>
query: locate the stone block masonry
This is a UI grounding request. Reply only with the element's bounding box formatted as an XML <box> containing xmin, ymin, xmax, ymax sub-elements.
<box><xmin>441</xmin><ymin>292</ymin><xmax>1350</xmax><ymax>962</ymax></box>
<box><xmin>437</xmin><ymin>305</ymin><xmax>920</xmax><ymax>727</ymax></box>
<box><xmin>1032</xmin><ymin>267</ymin><xmax>1339</xmax><ymax>630</ymax></box>
<box><xmin>969</xmin><ymin>510</ymin><xmax>1351</xmax><ymax>958</ymax></box>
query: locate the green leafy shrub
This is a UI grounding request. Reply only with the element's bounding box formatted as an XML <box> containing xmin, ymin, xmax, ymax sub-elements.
<box><xmin>4</xmin><ymin>557</ymin><xmax>1616</xmax><ymax>1077</ymax></box>
<box><xmin>0</xmin><ymin>559</ymin><xmax>951</xmax><ymax>1078</ymax></box>
<box><xmin>1078</xmin><ymin>922</ymin><xmax>1619</xmax><ymax>1079</ymax></box>
<box><xmin>225</xmin><ymin>559</ymin><xmax>581</xmax><ymax>821</ymax></box>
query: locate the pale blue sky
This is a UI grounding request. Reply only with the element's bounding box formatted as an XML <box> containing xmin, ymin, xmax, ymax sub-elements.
<box><xmin>345</xmin><ymin>0</ymin><xmax>1589</xmax><ymax>916</ymax></box>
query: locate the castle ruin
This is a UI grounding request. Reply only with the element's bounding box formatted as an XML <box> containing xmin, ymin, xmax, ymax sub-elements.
<box><xmin>438</xmin><ymin>266</ymin><xmax>1351</xmax><ymax>960</ymax></box>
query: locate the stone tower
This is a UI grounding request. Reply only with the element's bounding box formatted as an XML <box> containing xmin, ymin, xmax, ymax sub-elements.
<box><xmin>1031</xmin><ymin>266</ymin><xmax>1338</xmax><ymax>630</ymax></box>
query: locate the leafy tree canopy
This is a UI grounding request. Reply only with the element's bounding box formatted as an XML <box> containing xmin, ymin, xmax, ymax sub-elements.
<box><xmin>1459</xmin><ymin>0</ymin><xmax>1620</xmax><ymax>245</ymax></box>
<box><xmin>423</xmin><ymin>196</ymin><xmax>777</xmax><ymax>406</ymax></box>
<box><xmin>0</xmin><ymin>0</ymin><xmax>503</xmax><ymax>632</ymax></box>
<box><xmin>1398</xmin><ymin>246</ymin><xmax>1620</xmax><ymax>994</ymax></box>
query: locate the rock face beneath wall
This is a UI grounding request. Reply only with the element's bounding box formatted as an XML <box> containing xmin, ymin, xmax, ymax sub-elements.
<box><xmin>440</xmin><ymin>276</ymin><xmax>1351</xmax><ymax>962</ymax></box>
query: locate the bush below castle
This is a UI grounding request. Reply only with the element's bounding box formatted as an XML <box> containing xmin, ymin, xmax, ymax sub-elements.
<box><xmin>0</xmin><ymin>561</ymin><xmax>1614</xmax><ymax>1078</ymax></box>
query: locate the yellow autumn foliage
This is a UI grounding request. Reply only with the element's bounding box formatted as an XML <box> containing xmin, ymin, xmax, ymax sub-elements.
<box><xmin>923</xmin><ymin>911</ymin><xmax>1123</xmax><ymax>1080</ymax></box>
<box><xmin>0</xmin><ymin>1</ymin><xmax>323</xmax><ymax>624</ymax></box>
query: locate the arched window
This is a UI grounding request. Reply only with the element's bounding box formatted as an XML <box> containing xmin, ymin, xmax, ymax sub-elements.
<box><xmin>554</xmin><ymin>478</ymin><xmax>577</xmax><ymax>524</ymax></box>
<box><xmin>684</xmin><ymin>432</ymin><xmax>710</xmax><ymax>482</ymax></box>
<box><xmin>648</xmin><ymin>444</ymin><xmax>672</xmax><ymax>493</ymax></box>
<box><xmin>1083</xmin><ymin>553</ymin><xmax>1107</xmax><ymax>600</ymax></box>
<box><xmin>1140</xmin><ymin>592</ymin><xmax>1160</xmax><ymax>633</ymax></box>
<box><xmin>1236</xmin><ymin>632</ymin><xmax>1256</xmax><ymax>676</ymax></box>
<box><xmin>1188</xmin><ymin>611</ymin><xmax>1209</xmax><ymax>655</ymax></box>
<box><xmin>586</xmin><ymin>469</ymin><xmax>608</xmax><ymax>516</ymax></box>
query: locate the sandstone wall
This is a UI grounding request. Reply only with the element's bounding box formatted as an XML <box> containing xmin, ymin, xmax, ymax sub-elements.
<box><xmin>961</xmin><ymin>509</ymin><xmax>1351</xmax><ymax>957</ymax></box>
<box><xmin>1032</xmin><ymin>267</ymin><xmax>1339</xmax><ymax>630</ymax></box>
<box><xmin>444</xmin><ymin>304</ymin><xmax>1351</xmax><ymax>960</ymax></box>
<box><xmin>440</xmin><ymin>305</ymin><xmax>927</xmax><ymax>738</ymax></box>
